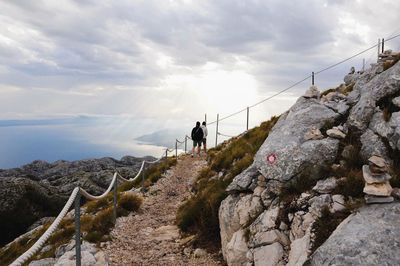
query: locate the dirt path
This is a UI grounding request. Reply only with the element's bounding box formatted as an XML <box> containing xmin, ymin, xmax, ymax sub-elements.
<box><xmin>103</xmin><ymin>155</ymin><xmax>222</xmax><ymax>265</ymax></box>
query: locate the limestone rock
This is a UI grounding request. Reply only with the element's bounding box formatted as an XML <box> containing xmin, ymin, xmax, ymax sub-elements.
<box><xmin>193</xmin><ymin>248</ymin><xmax>207</xmax><ymax>258</ymax></box>
<box><xmin>250</xmin><ymin>229</ymin><xmax>290</xmax><ymax>248</ymax></box>
<box><xmin>362</xmin><ymin>165</ymin><xmax>391</xmax><ymax>184</ymax></box>
<box><xmin>331</xmin><ymin>194</ymin><xmax>346</xmax><ymax>212</ymax></box>
<box><xmin>219</xmin><ymin>194</ymin><xmax>241</xmax><ymax>260</ymax></box>
<box><xmin>250</xmin><ymin>207</ymin><xmax>280</xmax><ymax>234</ymax></box>
<box><xmin>369</xmin><ymin>110</ymin><xmax>394</xmax><ymax>139</ymax></box>
<box><xmin>225</xmin><ymin>229</ymin><xmax>249</xmax><ymax>266</ymax></box>
<box><xmin>253</xmin><ymin>242</ymin><xmax>284</xmax><ymax>266</ymax></box>
<box><xmin>364</xmin><ymin>195</ymin><xmax>394</xmax><ymax>204</ymax></box>
<box><xmin>29</xmin><ymin>258</ymin><xmax>57</xmax><ymax>266</ymax></box>
<box><xmin>309</xmin><ymin>194</ymin><xmax>332</xmax><ymax>217</ymax></box>
<box><xmin>227</xmin><ymin>165</ymin><xmax>259</xmax><ymax>192</ymax></box>
<box><xmin>251</xmin><ymin>97</ymin><xmax>340</xmax><ymax>183</ymax></box>
<box><xmin>360</xmin><ymin>129</ymin><xmax>389</xmax><ymax>162</ymax></box>
<box><xmin>392</xmin><ymin>187</ymin><xmax>400</xmax><ymax>199</ymax></box>
<box><xmin>326</xmin><ymin>128</ymin><xmax>346</xmax><ymax>139</ymax></box>
<box><xmin>347</xmin><ymin>60</ymin><xmax>400</xmax><ymax>132</ymax></box>
<box><xmin>393</xmin><ymin>96</ymin><xmax>400</xmax><ymax>108</ymax></box>
<box><xmin>311</xmin><ymin>203</ymin><xmax>400</xmax><ymax>265</ymax></box>
<box><xmin>368</xmin><ymin>155</ymin><xmax>387</xmax><ymax>169</ymax></box>
<box><xmin>287</xmin><ymin>231</ymin><xmax>311</xmax><ymax>266</ymax></box>
<box><xmin>312</xmin><ymin>177</ymin><xmax>337</xmax><ymax>194</ymax></box>
<box><xmin>363</xmin><ymin>182</ymin><xmax>393</xmax><ymax>197</ymax></box>
<box><xmin>304</xmin><ymin>127</ymin><xmax>324</xmax><ymax>141</ymax></box>
<box><xmin>236</xmin><ymin>194</ymin><xmax>263</xmax><ymax>227</ymax></box>
<box><xmin>303</xmin><ymin>86</ymin><xmax>320</xmax><ymax>99</ymax></box>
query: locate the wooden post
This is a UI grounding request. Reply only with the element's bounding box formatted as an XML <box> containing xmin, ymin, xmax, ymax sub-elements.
<box><xmin>311</xmin><ymin>72</ymin><xmax>315</xmax><ymax>85</ymax></box>
<box><xmin>215</xmin><ymin>114</ymin><xmax>219</xmax><ymax>147</ymax></box>
<box><xmin>246</xmin><ymin>107</ymin><xmax>250</xmax><ymax>131</ymax></box>
<box><xmin>74</xmin><ymin>190</ymin><xmax>81</xmax><ymax>266</ymax></box>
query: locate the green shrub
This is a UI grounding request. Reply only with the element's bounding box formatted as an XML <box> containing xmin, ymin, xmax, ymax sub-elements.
<box><xmin>118</xmin><ymin>193</ymin><xmax>143</xmax><ymax>212</ymax></box>
<box><xmin>333</xmin><ymin>168</ymin><xmax>364</xmax><ymax>198</ymax></box>
<box><xmin>176</xmin><ymin>179</ymin><xmax>228</xmax><ymax>240</ymax></box>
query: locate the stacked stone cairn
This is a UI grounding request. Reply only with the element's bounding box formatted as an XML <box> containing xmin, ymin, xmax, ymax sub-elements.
<box><xmin>362</xmin><ymin>155</ymin><xmax>394</xmax><ymax>204</ymax></box>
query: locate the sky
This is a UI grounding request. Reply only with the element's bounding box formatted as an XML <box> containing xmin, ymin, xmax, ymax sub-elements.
<box><xmin>1</xmin><ymin>0</ymin><xmax>400</xmax><ymax>168</ymax></box>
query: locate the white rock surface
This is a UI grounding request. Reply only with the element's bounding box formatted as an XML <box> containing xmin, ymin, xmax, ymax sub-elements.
<box><xmin>287</xmin><ymin>231</ymin><xmax>311</xmax><ymax>266</ymax></box>
<box><xmin>253</xmin><ymin>242</ymin><xmax>284</xmax><ymax>266</ymax></box>
<box><xmin>225</xmin><ymin>229</ymin><xmax>249</xmax><ymax>266</ymax></box>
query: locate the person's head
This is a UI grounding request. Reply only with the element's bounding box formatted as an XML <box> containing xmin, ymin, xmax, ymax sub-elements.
<box><xmin>202</xmin><ymin>121</ymin><xmax>206</xmax><ymax>126</ymax></box>
<box><xmin>196</xmin><ymin>121</ymin><xmax>200</xmax><ymax>127</ymax></box>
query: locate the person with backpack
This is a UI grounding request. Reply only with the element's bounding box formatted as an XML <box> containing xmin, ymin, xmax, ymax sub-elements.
<box><xmin>191</xmin><ymin>121</ymin><xmax>204</xmax><ymax>157</ymax></box>
<box><xmin>201</xmin><ymin>121</ymin><xmax>208</xmax><ymax>153</ymax></box>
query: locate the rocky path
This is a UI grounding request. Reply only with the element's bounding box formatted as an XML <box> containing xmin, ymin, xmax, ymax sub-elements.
<box><xmin>103</xmin><ymin>155</ymin><xmax>221</xmax><ymax>265</ymax></box>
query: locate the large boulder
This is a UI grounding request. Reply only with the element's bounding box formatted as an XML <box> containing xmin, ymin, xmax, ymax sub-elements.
<box><xmin>347</xmin><ymin>61</ymin><xmax>400</xmax><ymax>132</ymax></box>
<box><xmin>310</xmin><ymin>203</ymin><xmax>400</xmax><ymax>265</ymax></box>
<box><xmin>228</xmin><ymin>97</ymin><xmax>341</xmax><ymax>192</ymax></box>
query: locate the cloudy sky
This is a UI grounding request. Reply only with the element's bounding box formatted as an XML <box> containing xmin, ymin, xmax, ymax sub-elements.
<box><xmin>0</xmin><ymin>0</ymin><xmax>400</xmax><ymax>167</ymax></box>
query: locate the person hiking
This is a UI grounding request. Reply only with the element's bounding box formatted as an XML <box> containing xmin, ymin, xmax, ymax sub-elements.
<box><xmin>201</xmin><ymin>121</ymin><xmax>208</xmax><ymax>153</ymax></box>
<box><xmin>191</xmin><ymin>121</ymin><xmax>204</xmax><ymax>157</ymax></box>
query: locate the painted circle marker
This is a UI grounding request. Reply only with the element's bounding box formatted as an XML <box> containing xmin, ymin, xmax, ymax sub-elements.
<box><xmin>266</xmin><ymin>153</ymin><xmax>277</xmax><ymax>164</ymax></box>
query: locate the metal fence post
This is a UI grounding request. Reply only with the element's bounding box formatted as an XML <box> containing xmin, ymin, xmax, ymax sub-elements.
<box><xmin>378</xmin><ymin>38</ymin><xmax>381</xmax><ymax>60</ymax></box>
<box><xmin>215</xmin><ymin>113</ymin><xmax>219</xmax><ymax>147</ymax></box>
<box><xmin>165</xmin><ymin>149</ymin><xmax>168</xmax><ymax>159</ymax></box>
<box><xmin>246</xmin><ymin>107</ymin><xmax>249</xmax><ymax>131</ymax></box>
<box><xmin>74</xmin><ymin>190</ymin><xmax>81</xmax><ymax>266</ymax></box>
<box><xmin>113</xmin><ymin>178</ymin><xmax>117</xmax><ymax>223</ymax></box>
<box><xmin>363</xmin><ymin>58</ymin><xmax>365</xmax><ymax>71</ymax></box>
<box><xmin>382</xmin><ymin>38</ymin><xmax>385</xmax><ymax>53</ymax></box>
<box><xmin>141</xmin><ymin>163</ymin><xmax>145</xmax><ymax>192</ymax></box>
<box><xmin>184</xmin><ymin>136</ymin><xmax>187</xmax><ymax>153</ymax></box>
<box><xmin>311</xmin><ymin>72</ymin><xmax>315</xmax><ymax>85</ymax></box>
<box><xmin>175</xmin><ymin>140</ymin><xmax>178</xmax><ymax>158</ymax></box>
<box><xmin>205</xmin><ymin>113</ymin><xmax>207</xmax><ymax>123</ymax></box>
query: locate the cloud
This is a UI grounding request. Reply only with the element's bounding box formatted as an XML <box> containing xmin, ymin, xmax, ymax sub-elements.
<box><xmin>0</xmin><ymin>0</ymin><xmax>399</xmax><ymax>125</ymax></box>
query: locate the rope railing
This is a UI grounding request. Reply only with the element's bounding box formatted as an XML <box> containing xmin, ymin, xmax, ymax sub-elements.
<box><xmin>10</xmin><ymin>149</ymin><xmax>170</xmax><ymax>266</ymax></box>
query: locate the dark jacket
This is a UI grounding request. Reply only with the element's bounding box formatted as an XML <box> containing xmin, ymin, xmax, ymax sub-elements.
<box><xmin>191</xmin><ymin>126</ymin><xmax>204</xmax><ymax>141</ymax></box>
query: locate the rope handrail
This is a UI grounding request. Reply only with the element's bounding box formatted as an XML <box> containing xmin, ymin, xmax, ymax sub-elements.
<box><xmin>217</xmin><ymin>132</ymin><xmax>235</xmax><ymax>138</ymax></box>
<box><xmin>11</xmin><ymin>188</ymin><xmax>80</xmax><ymax>266</ymax></box>
<box><xmin>11</xmin><ymin>149</ymin><xmax>169</xmax><ymax>265</ymax></box>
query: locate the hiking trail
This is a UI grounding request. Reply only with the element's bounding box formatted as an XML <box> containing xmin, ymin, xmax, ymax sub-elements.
<box><xmin>103</xmin><ymin>155</ymin><xmax>221</xmax><ymax>265</ymax></box>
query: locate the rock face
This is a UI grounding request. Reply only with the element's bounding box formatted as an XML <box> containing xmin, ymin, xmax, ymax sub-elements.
<box><xmin>311</xmin><ymin>203</ymin><xmax>400</xmax><ymax>265</ymax></box>
<box><xmin>0</xmin><ymin>156</ymin><xmax>148</xmax><ymax>246</ymax></box>
<box><xmin>219</xmin><ymin>59</ymin><xmax>400</xmax><ymax>265</ymax></box>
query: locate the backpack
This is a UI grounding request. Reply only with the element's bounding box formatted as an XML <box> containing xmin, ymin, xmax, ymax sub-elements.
<box><xmin>192</xmin><ymin>126</ymin><xmax>204</xmax><ymax>141</ymax></box>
